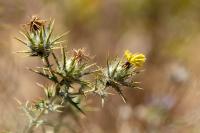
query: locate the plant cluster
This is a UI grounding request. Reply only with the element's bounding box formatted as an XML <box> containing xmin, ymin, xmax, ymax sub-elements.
<box><xmin>16</xmin><ymin>16</ymin><xmax>146</xmax><ymax>132</ymax></box>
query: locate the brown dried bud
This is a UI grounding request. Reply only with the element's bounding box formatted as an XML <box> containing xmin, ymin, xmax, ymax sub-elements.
<box><xmin>72</xmin><ymin>48</ymin><xmax>90</xmax><ymax>61</ymax></box>
<box><xmin>27</xmin><ymin>15</ymin><xmax>46</xmax><ymax>32</ymax></box>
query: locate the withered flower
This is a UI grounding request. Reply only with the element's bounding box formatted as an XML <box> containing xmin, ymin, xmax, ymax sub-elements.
<box><xmin>72</xmin><ymin>48</ymin><xmax>90</xmax><ymax>61</ymax></box>
<box><xmin>27</xmin><ymin>15</ymin><xmax>46</xmax><ymax>32</ymax></box>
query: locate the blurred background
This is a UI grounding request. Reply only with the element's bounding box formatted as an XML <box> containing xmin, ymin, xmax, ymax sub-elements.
<box><xmin>1</xmin><ymin>0</ymin><xmax>200</xmax><ymax>132</ymax></box>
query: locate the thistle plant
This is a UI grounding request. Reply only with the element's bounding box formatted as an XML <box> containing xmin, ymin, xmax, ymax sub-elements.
<box><xmin>16</xmin><ymin>16</ymin><xmax>146</xmax><ymax>133</ymax></box>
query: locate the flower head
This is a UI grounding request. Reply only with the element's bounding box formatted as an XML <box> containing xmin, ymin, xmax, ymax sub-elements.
<box><xmin>72</xmin><ymin>48</ymin><xmax>90</xmax><ymax>61</ymax></box>
<box><xmin>27</xmin><ymin>15</ymin><xmax>46</xmax><ymax>32</ymax></box>
<box><xmin>17</xmin><ymin>18</ymin><xmax>66</xmax><ymax>57</ymax></box>
<box><xmin>124</xmin><ymin>50</ymin><xmax>146</xmax><ymax>67</ymax></box>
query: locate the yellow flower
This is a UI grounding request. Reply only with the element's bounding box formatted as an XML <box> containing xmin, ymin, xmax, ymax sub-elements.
<box><xmin>124</xmin><ymin>50</ymin><xmax>146</xmax><ymax>67</ymax></box>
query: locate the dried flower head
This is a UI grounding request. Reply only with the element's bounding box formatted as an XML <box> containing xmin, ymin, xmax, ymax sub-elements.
<box><xmin>124</xmin><ymin>50</ymin><xmax>146</xmax><ymax>67</ymax></box>
<box><xmin>72</xmin><ymin>48</ymin><xmax>90</xmax><ymax>61</ymax></box>
<box><xmin>27</xmin><ymin>15</ymin><xmax>46</xmax><ymax>32</ymax></box>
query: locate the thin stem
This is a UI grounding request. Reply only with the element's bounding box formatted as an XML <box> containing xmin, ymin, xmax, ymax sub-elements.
<box><xmin>44</xmin><ymin>56</ymin><xmax>55</xmax><ymax>77</ymax></box>
<box><xmin>43</xmin><ymin>56</ymin><xmax>59</xmax><ymax>83</ymax></box>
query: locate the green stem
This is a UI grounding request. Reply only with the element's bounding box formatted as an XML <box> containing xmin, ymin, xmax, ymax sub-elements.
<box><xmin>44</xmin><ymin>56</ymin><xmax>55</xmax><ymax>77</ymax></box>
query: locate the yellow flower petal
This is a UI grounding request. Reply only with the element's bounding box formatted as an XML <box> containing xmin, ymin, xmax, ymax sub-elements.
<box><xmin>124</xmin><ymin>50</ymin><xmax>146</xmax><ymax>67</ymax></box>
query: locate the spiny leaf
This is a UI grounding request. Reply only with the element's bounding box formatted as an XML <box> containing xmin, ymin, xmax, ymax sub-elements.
<box><xmin>19</xmin><ymin>31</ymin><xmax>29</xmax><ymax>39</ymax></box>
<box><xmin>52</xmin><ymin>52</ymin><xmax>60</xmax><ymax>69</ymax></box>
<box><xmin>46</xmin><ymin>26</ymin><xmax>53</xmax><ymax>44</ymax></box>
<box><xmin>66</xmin><ymin>96</ymin><xmax>85</xmax><ymax>115</ymax></box>
<box><xmin>14</xmin><ymin>98</ymin><xmax>22</xmax><ymax>105</ymax></box>
<box><xmin>61</xmin><ymin>45</ymin><xmax>66</xmax><ymax>71</ymax></box>
<box><xmin>23</xmin><ymin>28</ymin><xmax>35</xmax><ymax>46</ymax></box>
<box><xmin>15</xmin><ymin>37</ymin><xmax>27</xmax><ymax>46</ymax></box>
<box><xmin>16</xmin><ymin>51</ymin><xmax>31</xmax><ymax>54</ymax></box>
<box><xmin>53</xmin><ymin>40</ymin><xmax>66</xmax><ymax>45</ymax></box>
<box><xmin>109</xmin><ymin>82</ymin><xmax>127</xmax><ymax>103</ymax></box>
<box><xmin>48</xmin><ymin>19</ymin><xmax>55</xmax><ymax>31</ymax></box>
<box><xmin>101</xmin><ymin>97</ymin><xmax>105</xmax><ymax>107</ymax></box>
<box><xmin>28</xmin><ymin>68</ymin><xmax>56</xmax><ymax>82</ymax></box>
<box><xmin>111</xmin><ymin>60</ymin><xmax>120</xmax><ymax>77</ymax></box>
<box><xmin>52</xmin><ymin>31</ymin><xmax>69</xmax><ymax>44</ymax></box>
<box><xmin>106</xmin><ymin>59</ymin><xmax>110</xmax><ymax>78</ymax></box>
<box><xmin>114</xmin><ymin>86</ymin><xmax>127</xmax><ymax>103</ymax></box>
<box><xmin>83</xmin><ymin>63</ymin><xmax>96</xmax><ymax>70</ymax></box>
<box><xmin>82</xmin><ymin>69</ymin><xmax>101</xmax><ymax>76</ymax></box>
<box><xmin>39</xmin><ymin>28</ymin><xmax>44</xmax><ymax>44</ymax></box>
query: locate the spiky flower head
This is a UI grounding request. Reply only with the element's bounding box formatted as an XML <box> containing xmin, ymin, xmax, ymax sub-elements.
<box><xmin>54</xmin><ymin>47</ymin><xmax>95</xmax><ymax>86</ymax></box>
<box><xmin>124</xmin><ymin>50</ymin><xmax>146</xmax><ymax>67</ymax></box>
<box><xmin>16</xmin><ymin>16</ymin><xmax>66</xmax><ymax>57</ymax></box>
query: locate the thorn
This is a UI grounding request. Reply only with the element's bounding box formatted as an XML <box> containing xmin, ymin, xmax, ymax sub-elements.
<box><xmin>36</xmin><ymin>82</ymin><xmax>45</xmax><ymax>88</ymax></box>
<box><xmin>134</xmin><ymin>86</ymin><xmax>143</xmax><ymax>90</ymax></box>
<box><xmin>101</xmin><ymin>98</ymin><xmax>105</xmax><ymax>107</ymax></box>
<box><xmin>14</xmin><ymin>98</ymin><xmax>22</xmax><ymax>105</ymax></box>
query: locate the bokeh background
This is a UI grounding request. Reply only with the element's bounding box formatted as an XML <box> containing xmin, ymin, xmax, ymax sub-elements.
<box><xmin>1</xmin><ymin>0</ymin><xmax>200</xmax><ymax>132</ymax></box>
